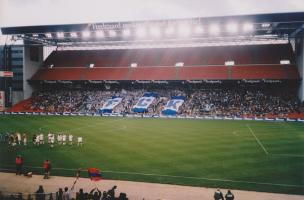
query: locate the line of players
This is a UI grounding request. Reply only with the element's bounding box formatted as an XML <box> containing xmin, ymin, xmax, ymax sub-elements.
<box><xmin>34</xmin><ymin>133</ymin><xmax>83</xmax><ymax>147</ymax></box>
<box><xmin>0</xmin><ymin>132</ymin><xmax>83</xmax><ymax>147</ymax></box>
<box><xmin>2</xmin><ymin>132</ymin><xmax>28</xmax><ymax>146</ymax></box>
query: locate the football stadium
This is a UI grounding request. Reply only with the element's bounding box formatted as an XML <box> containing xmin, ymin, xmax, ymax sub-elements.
<box><xmin>0</xmin><ymin>1</ymin><xmax>304</xmax><ymax>199</ymax></box>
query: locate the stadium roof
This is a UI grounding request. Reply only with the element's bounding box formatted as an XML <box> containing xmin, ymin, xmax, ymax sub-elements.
<box><xmin>1</xmin><ymin>12</ymin><xmax>304</xmax><ymax>48</ymax></box>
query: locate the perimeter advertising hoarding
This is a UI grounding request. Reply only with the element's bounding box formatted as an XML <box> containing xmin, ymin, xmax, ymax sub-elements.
<box><xmin>0</xmin><ymin>91</ymin><xmax>5</xmax><ymax>111</ymax></box>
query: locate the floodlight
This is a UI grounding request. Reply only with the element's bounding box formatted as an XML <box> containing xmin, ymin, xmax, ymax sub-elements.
<box><xmin>109</xmin><ymin>30</ymin><xmax>117</xmax><ymax>37</ymax></box>
<box><xmin>262</xmin><ymin>23</ymin><xmax>271</xmax><ymax>28</ymax></box>
<box><xmin>45</xmin><ymin>33</ymin><xmax>52</xmax><ymax>38</ymax></box>
<box><xmin>165</xmin><ymin>26</ymin><xmax>175</xmax><ymax>36</ymax></box>
<box><xmin>226</xmin><ymin>23</ymin><xmax>238</xmax><ymax>33</ymax></box>
<box><xmin>194</xmin><ymin>25</ymin><xmax>204</xmax><ymax>34</ymax></box>
<box><xmin>95</xmin><ymin>31</ymin><xmax>105</xmax><ymax>38</ymax></box>
<box><xmin>70</xmin><ymin>32</ymin><xmax>78</xmax><ymax>38</ymax></box>
<box><xmin>136</xmin><ymin>27</ymin><xmax>147</xmax><ymax>38</ymax></box>
<box><xmin>280</xmin><ymin>60</ymin><xmax>290</xmax><ymax>65</ymax></box>
<box><xmin>225</xmin><ymin>61</ymin><xmax>235</xmax><ymax>66</ymax></box>
<box><xmin>57</xmin><ymin>32</ymin><xmax>64</xmax><ymax>38</ymax></box>
<box><xmin>175</xmin><ymin>62</ymin><xmax>184</xmax><ymax>67</ymax></box>
<box><xmin>122</xmin><ymin>29</ymin><xmax>131</xmax><ymax>37</ymax></box>
<box><xmin>82</xmin><ymin>31</ymin><xmax>90</xmax><ymax>38</ymax></box>
<box><xmin>209</xmin><ymin>24</ymin><xmax>220</xmax><ymax>35</ymax></box>
<box><xmin>177</xmin><ymin>24</ymin><xmax>191</xmax><ymax>37</ymax></box>
<box><xmin>88</xmin><ymin>63</ymin><xmax>95</xmax><ymax>68</ymax></box>
<box><xmin>243</xmin><ymin>23</ymin><xmax>254</xmax><ymax>32</ymax></box>
<box><xmin>130</xmin><ymin>63</ymin><xmax>138</xmax><ymax>68</ymax></box>
<box><xmin>149</xmin><ymin>26</ymin><xmax>161</xmax><ymax>38</ymax></box>
<box><xmin>32</xmin><ymin>34</ymin><xmax>39</xmax><ymax>37</ymax></box>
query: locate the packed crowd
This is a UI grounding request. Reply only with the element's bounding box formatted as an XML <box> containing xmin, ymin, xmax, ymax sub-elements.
<box><xmin>188</xmin><ymin>89</ymin><xmax>304</xmax><ymax>117</ymax></box>
<box><xmin>0</xmin><ymin>185</ymin><xmax>128</xmax><ymax>200</ymax></box>
<box><xmin>0</xmin><ymin>187</ymin><xmax>235</xmax><ymax>200</ymax></box>
<box><xmin>26</xmin><ymin>86</ymin><xmax>304</xmax><ymax>118</ymax></box>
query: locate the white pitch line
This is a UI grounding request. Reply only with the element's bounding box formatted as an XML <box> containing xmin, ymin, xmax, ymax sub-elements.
<box><xmin>270</xmin><ymin>153</ymin><xmax>304</xmax><ymax>158</ymax></box>
<box><xmin>246</xmin><ymin>124</ymin><xmax>269</xmax><ymax>155</ymax></box>
<box><xmin>0</xmin><ymin>165</ymin><xmax>302</xmax><ymax>188</ymax></box>
<box><xmin>232</xmin><ymin>131</ymin><xmax>239</xmax><ymax>136</ymax></box>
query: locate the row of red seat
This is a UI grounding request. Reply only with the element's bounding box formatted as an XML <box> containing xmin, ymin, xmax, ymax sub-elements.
<box><xmin>44</xmin><ymin>44</ymin><xmax>294</xmax><ymax>68</ymax></box>
<box><xmin>31</xmin><ymin>65</ymin><xmax>299</xmax><ymax>80</ymax></box>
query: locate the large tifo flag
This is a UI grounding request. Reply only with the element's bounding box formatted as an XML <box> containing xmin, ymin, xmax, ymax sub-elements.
<box><xmin>88</xmin><ymin>168</ymin><xmax>102</xmax><ymax>181</ymax></box>
<box><xmin>132</xmin><ymin>92</ymin><xmax>157</xmax><ymax>113</ymax></box>
<box><xmin>162</xmin><ymin>96</ymin><xmax>185</xmax><ymax>115</ymax></box>
<box><xmin>99</xmin><ymin>97</ymin><xmax>122</xmax><ymax>113</ymax></box>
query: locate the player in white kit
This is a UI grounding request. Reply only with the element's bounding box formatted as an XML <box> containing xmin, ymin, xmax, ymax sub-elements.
<box><xmin>22</xmin><ymin>133</ymin><xmax>27</xmax><ymax>146</ymax></box>
<box><xmin>39</xmin><ymin>133</ymin><xmax>44</xmax><ymax>144</ymax></box>
<box><xmin>50</xmin><ymin>134</ymin><xmax>55</xmax><ymax>148</ymax></box>
<box><xmin>35</xmin><ymin>134</ymin><xmax>40</xmax><ymax>146</ymax></box>
<box><xmin>62</xmin><ymin>134</ymin><xmax>67</xmax><ymax>145</ymax></box>
<box><xmin>57</xmin><ymin>134</ymin><xmax>62</xmax><ymax>145</ymax></box>
<box><xmin>77</xmin><ymin>137</ymin><xmax>83</xmax><ymax>147</ymax></box>
<box><xmin>68</xmin><ymin>134</ymin><xmax>73</xmax><ymax>145</ymax></box>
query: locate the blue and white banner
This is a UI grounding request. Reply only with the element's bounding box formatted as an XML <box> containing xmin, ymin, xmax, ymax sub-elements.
<box><xmin>132</xmin><ymin>97</ymin><xmax>155</xmax><ymax>113</ymax></box>
<box><xmin>99</xmin><ymin>97</ymin><xmax>122</xmax><ymax>113</ymax></box>
<box><xmin>162</xmin><ymin>96</ymin><xmax>185</xmax><ymax>115</ymax></box>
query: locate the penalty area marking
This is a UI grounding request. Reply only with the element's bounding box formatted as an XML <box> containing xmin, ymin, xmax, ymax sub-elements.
<box><xmin>246</xmin><ymin>124</ymin><xmax>269</xmax><ymax>155</ymax></box>
<box><xmin>0</xmin><ymin>165</ymin><xmax>303</xmax><ymax>188</ymax></box>
<box><xmin>246</xmin><ymin>124</ymin><xmax>304</xmax><ymax>158</ymax></box>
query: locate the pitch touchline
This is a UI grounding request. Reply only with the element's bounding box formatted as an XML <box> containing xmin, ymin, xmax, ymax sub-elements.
<box><xmin>0</xmin><ymin>165</ymin><xmax>302</xmax><ymax>188</ymax></box>
<box><xmin>246</xmin><ymin>124</ymin><xmax>269</xmax><ymax>155</ymax></box>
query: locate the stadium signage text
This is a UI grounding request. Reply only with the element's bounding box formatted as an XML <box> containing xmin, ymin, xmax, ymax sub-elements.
<box><xmin>0</xmin><ymin>71</ymin><xmax>13</xmax><ymax>77</ymax></box>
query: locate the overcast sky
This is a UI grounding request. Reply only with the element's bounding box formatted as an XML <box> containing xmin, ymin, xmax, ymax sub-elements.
<box><xmin>0</xmin><ymin>0</ymin><xmax>304</xmax><ymax>27</ymax></box>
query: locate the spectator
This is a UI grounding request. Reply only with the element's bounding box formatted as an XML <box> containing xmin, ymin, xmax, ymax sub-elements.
<box><xmin>36</xmin><ymin>185</ymin><xmax>45</xmax><ymax>200</ymax></box>
<box><xmin>27</xmin><ymin>194</ymin><xmax>33</xmax><ymax>200</ymax></box>
<box><xmin>214</xmin><ymin>188</ymin><xmax>224</xmax><ymax>200</ymax></box>
<box><xmin>63</xmin><ymin>187</ymin><xmax>70</xmax><ymax>200</ymax></box>
<box><xmin>43</xmin><ymin>160</ymin><xmax>51</xmax><ymax>179</ymax></box>
<box><xmin>56</xmin><ymin>188</ymin><xmax>63</xmax><ymax>200</ymax></box>
<box><xmin>225</xmin><ymin>190</ymin><xmax>234</xmax><ymax>200</ymax></box>
<box><xmin>89</xmin><ymin>188</ymin><xmax>101</xmax><ymax>200</ymax></box>
<box><xmin>15</xmin><ymin>155</ymin><xmax>23</xmax><ymax>175</ymax></box>
<box><xmin>107</xmin><ymin>186</ymin><xmax>117</xmax><ymax>200</ymax></box>
<box><xmin>76</xmin><ymin>189</ymin><xmax>85</xmax><ymax>200</ymax></box>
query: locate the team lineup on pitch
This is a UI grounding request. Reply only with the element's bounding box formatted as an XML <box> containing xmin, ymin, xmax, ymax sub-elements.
<box><xmin>0</xmin><ymin>115</ymin><xmax>303</xmax><ymax>195</ymax></box>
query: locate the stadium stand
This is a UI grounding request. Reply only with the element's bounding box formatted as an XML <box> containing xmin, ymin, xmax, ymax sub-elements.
<box><xmin>9</xmin><ymin>43</ymin><xmax>304</xmax><ymax>119</ymax></box>
<box><xmin>16</xmin><ymin>83</ymin><xmax>302</xmax><ymax>119</ymax></box>
<box><xmin>31</xmin><ymin>44</ymin><xmax>299</xmax><ymax>81</ymax></box>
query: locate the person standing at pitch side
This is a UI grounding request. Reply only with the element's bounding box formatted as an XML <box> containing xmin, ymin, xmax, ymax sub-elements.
<box><xmin>15</xmin><ymin>155</ymin><xmax>23</xmax><ymax>175</ymax></box>
<box><xmin>43</xmin><ymin>159</ymin><xmax>51</xmax><ymax>179</ymax></box>
<box><xmin>214</xmin><ymin>189</ymin><xmax>224</xmax><ymax>200</ymax></box>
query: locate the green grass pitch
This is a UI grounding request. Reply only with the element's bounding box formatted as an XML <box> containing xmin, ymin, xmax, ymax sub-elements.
<box><xmin>0</xmin><ymin>115</ymin><xmax>303</xmax><ymax>194</ymax></box>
